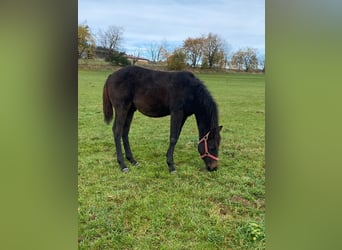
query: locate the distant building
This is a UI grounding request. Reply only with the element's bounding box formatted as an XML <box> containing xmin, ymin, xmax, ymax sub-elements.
<box><xmin>94</xmin><ymin>48</ymin><xmax>150</xmax><ymax>65</ymax></box>
<box><xmin>95</xmin><ymin>48</ymin><xmax>109</xmax><ymax>59</ymax></box>
<box><xmin>126</xmin><ymin>55</ymin><xmax>150</xmax><ymax>65</ymax></box>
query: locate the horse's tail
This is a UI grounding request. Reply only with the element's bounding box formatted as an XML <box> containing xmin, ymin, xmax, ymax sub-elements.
<box><xmin>103</xmin><ymin>75</ymin><xmax>113</xmax><ymax>124</ymax></box>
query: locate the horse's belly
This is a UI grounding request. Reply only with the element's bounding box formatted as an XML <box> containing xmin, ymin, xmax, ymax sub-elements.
<box><xmin>137</xmin><ymin>105</ymin><xmax>170</xmax><ymax>117</ymax></box>
<box><xmin>134</xmin><ymin>98</ymin><xmax>170</xmax><ymax>117</ymax></box>
<box><xmin>133</xmin><ymin>89</ymin><xmax>171</xmax><ymax>117</ymax></box>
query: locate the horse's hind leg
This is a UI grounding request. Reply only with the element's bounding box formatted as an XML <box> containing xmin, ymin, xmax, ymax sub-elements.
<box><xmin>113</xmin><ymin>106</ymin><xmax>130</xmax><ymax>172</ymax></box>
<box><xmin>122</xmin><ymin>107</ymin><xmax>137</xmax><ymax>165</ymax></box>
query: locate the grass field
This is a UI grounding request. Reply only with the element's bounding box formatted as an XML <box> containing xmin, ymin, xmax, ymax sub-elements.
<box><xmin>78</xmin><ymin>68</ymin><xmax>265</xmax><ymax>249</ymax></box>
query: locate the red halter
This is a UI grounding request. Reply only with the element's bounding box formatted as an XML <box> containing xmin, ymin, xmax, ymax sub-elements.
<box><xmin>198</xmin><ymin>131</ymin><xmax>219</xmax><ymax>161</ymax></box>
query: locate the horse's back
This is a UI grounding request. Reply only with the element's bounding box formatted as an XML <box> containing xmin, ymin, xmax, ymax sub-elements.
<box><xmin>108</xmin><ymin>65</ymin><xmax>199</xmax><ymax>87</ymax></box>
<box><xmin>106</xmin><ymin>66</ymin><xmax>201</xmax><ymax>116</ymax></box>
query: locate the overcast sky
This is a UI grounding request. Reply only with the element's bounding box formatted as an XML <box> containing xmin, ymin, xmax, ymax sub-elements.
<box><xmin>78</xmin><ymin>0</ymin><xmax>264</xmax><ymax>59</ymax></box>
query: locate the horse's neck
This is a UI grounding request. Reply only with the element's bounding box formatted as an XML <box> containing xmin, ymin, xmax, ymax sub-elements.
<box><xmin>194</xmin><ymin>105</ymin><xmax>214</xmax><ymax>138</ymax></box>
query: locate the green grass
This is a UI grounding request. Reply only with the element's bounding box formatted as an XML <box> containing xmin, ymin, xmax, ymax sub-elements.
<box><xmin>78</xmin><ymin>69</ymin><xmax>265</xmax><ymax>249</ymax></box>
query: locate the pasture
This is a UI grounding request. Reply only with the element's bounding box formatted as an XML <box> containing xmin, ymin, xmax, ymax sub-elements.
<box><xmin>78</xmin><ymin>69</ymin><xmax>265</xmax><ymax>249</ymax></box>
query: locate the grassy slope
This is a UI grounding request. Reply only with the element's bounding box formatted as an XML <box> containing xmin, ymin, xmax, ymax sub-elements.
<box><xmin>78</xmin><ymin>69</ymin><xmax>265</xmax><ymax>249</ymax></box>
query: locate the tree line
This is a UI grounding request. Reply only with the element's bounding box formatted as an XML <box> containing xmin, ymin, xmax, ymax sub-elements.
<box><xmin>78</xmin><ymin>23</ymin><xmax>264</xmax><ymax>72</ymax></box>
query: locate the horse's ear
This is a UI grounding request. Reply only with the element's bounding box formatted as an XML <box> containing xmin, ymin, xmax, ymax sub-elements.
<box><xmin>210</xmin><ymin>126</ymin><xmax>223</xmax><ymax>137</ymax></box>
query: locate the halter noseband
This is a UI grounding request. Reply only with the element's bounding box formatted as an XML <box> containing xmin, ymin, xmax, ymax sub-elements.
<box><xmin>198</xmin><ymin>131</ymin><xmax>219</xmax><ymax>161</ymax></box>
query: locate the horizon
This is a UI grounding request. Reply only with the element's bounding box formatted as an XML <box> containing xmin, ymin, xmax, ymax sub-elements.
<box><xmin>79</xmin><ymin>0</ymin><xmax>265</xmax><ymax>61</ymax></box>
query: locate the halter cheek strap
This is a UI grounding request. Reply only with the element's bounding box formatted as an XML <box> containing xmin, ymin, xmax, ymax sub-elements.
<box><xmin>198</xmin><ymin>131</ymin><xmax>219</xmax><ymax>161</ymax></box>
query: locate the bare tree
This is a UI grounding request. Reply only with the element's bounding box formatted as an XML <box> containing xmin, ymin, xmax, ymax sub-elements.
<box><xmin>97</xmin><ymin>25</ymin><xmax>124</xmax><ymax>59</ymax></box>
<box><xmin>258</xmin><ymin>53</ymin><xmax>265</xmax><ymax>72</ymax></box>
<box><xmin>231</xmin><ymin>50</ymin><xmax>244</xmax><ymax>71</ymax></box>
<box><xmin>244</xmin><ymin>48</ymin><xmax>258</xmax><ymax>71</ymax></box>
<box><xmin>157</xmin><ymin>40</ymin><xmax>170</xmax><ymax>62</ymax></box>
<box><xmin>148</xmin><ymin>41</ymin><xmax>159</xmax><ymax>63</ymax></box>
<box><xmin>232</xmin><ymin>48</ymin><xmax>258</xmax><ymax>72</ymax></box>
<box><xmin>148</xmin><ymin>40</ymin><xmax>170</xmax><ymax>63</ymax></box>
<box><xmin>131</xmin><ymin>48</ymin><xmax>141</xmax><ymax>65</ymax></box>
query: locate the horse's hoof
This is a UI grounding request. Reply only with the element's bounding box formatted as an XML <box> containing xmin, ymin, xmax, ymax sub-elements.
<box><xmin>170</xmin><ymin>170</ymin><xmax>177</xmax><ymax>174</ymax></box>
<box><xmin>128</xmin><ymin>159</ymin><xmax>138</xmax><ymax>165</ymax></box>
<box><xmin>122</xmin><ymin>168</ymin><xmax>129</xmax><ymax>173</ymax></box>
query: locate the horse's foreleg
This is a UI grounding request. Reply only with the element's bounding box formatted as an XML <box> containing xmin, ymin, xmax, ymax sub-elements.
<box><xmin>122</xmin><ymin>108</ymin><xmax>137</xmax><ymax>165</ymax></box>
<box><xmin>166</xmin><ymin>112</ymin><xmax>186</xmax><ymax>173</ymax></box>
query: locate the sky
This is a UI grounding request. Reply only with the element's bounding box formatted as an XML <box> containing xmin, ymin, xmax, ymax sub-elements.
<box><xmin>78</xmin><ymin>0</ymin><xmax>264</xmax><ymax>60</ymax></box>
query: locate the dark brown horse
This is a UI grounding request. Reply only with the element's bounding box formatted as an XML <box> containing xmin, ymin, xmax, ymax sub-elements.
<box><xmin>103</xmin><ymin>66</ymin><xmax>222</xmax><ymax>173</ymax></box>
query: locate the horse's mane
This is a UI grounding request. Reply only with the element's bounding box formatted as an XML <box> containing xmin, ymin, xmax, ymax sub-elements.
<box><xmin>195</xmin><ymin>82</ymin><xmax>219</xmax><ymax>133</ymax></box>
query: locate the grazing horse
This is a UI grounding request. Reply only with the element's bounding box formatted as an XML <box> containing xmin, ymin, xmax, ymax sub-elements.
<box><xmin>103</xmin><ymin>65</ymin><xmax>222</xmax><ymax>173</ymax></box>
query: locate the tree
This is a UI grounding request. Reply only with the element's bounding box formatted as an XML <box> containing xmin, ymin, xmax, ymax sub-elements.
<box><xmin>166</xmin><ymin>48</ymin><xmax>186</xmax><ymax>70</ymax></box>
<box><xmin>130</xmin><ymin>48</ymin><xmax>142</xmax><ymax>65</ymax></box>
<box><xmin>243</xmin><ymin>48</ymin><xmax>258</xmax><ymax>72</ymax></box>
<box><xmin>202</xmin><ymin>33</ymin><xmax>228</xmax><ymax>68</ymax></box>
<box><xmin>109</xmin><ymin>51</ymin><xmax>131</xmax><ymax>66</ymax></box>
<box><xmin>258</xmin><ymin>54</ymin><xmax>265</xmax><ymax>72</ymax></box>
<box><xmin>149</xmin><ymin>42</ymin><xmax>159</xmax><ymax>63</ymax></box>
<box><xmin>78</xmin><ymin>23</ymin><xmax>96</xmax><ymax>59</ymax></box>
<box><xmin>231</xmin><ymin>50</ymin><xmax>244</xmax><ymax>71</ymax></box>
<box><xmin>231</xmin><ymin>48</ymin><xmax>259</xmax><ymax>72</ymax></box>
<box><xmin>157</xmin><ymin>42</ymin><xmax>170</xmax><ymax>63</ymax></box>
<box><xmin>97</xmin><ymin>25</ymin><xmax>124</xmax><ymax>60</ymax></box>
<box><xmin>148</xmin><ymin>40</ymin><xmax>170</xmax><ymax>63</ymax></box>
<box><xmin>216</xmin><ymin>49</ymin><xmax>228</xmax><ymax>69</ymax></box>
<box><xmin>183</xmin><ymin>37</ymin><xmax>205</xmax><ymax>67</ymax></box>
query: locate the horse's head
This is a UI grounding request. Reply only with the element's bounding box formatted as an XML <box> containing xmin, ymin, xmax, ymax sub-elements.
<box><xmin>198</xmin><ymin>126</ymin><xmax>222</xmax><ymax>171</ymax></box>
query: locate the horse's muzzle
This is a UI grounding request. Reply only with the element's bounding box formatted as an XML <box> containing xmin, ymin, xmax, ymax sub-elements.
<box><xmin>207</xmin><ymin>166</ymin><xmax>218</xmax><ymax>171</ymax></box>
<box><xmin>207</xmin><ymin>161</ymin><xmax>218</xmax><ymax>171</ymax></box>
